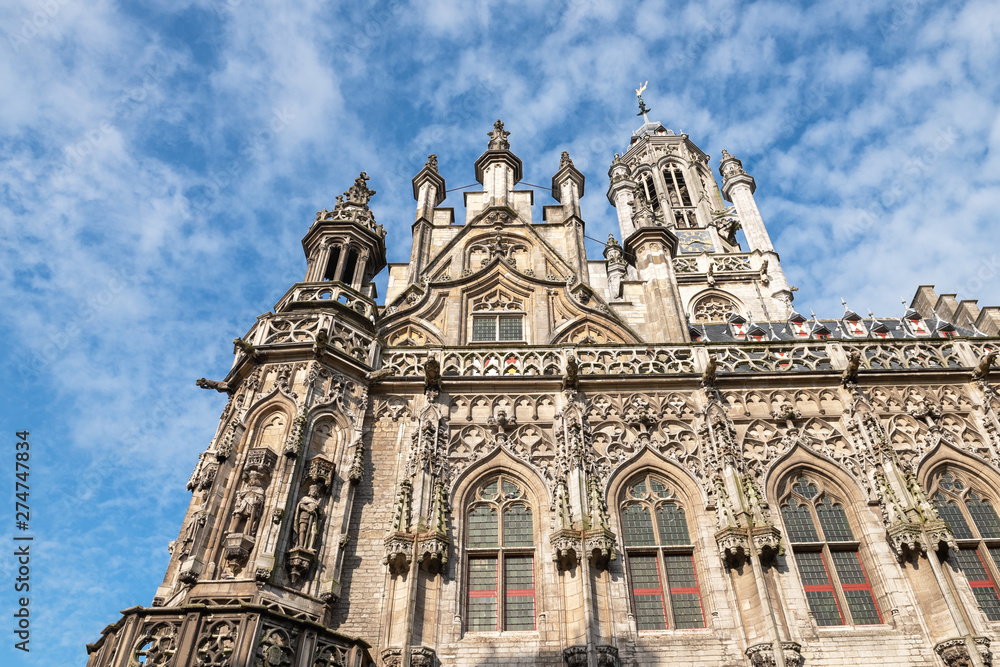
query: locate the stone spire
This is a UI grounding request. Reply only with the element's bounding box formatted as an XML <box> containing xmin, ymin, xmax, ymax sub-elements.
<box><xmin>474</xmin><ymin>119</ymin><xmax>522</xmax><ymax>210</ymax></box>
<box><xmin>718</xmin><ymin>149</ymin><xmax>792</xmax><ymax>306</ymax></box>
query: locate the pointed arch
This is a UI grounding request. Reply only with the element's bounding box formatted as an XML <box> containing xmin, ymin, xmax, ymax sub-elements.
<box><xmin>608</xmin><ymin>456</ymin><xmax>708</xmax><ymax>631</ymax></box>
<box><xmin>550</xmin><ymin>315</ymin><xmax>639</xmax><ymax>345</ymax></box>
<box><xmin>688</xmin><ymin>289</ymin><xmax>746</xmax><ymax>324</ymax></box>
<box><xmin>456</xmin><ymin>455</ymin><xmax>543</xmax><ymax>633</ymax></box>
<box><xmin>381</xmin><ymin>320</ymin><xmax>444</xmax><ymax>348</ymax></box>
<box><xmin>306</xmin><ymin>415</ymin><xmax>350</xmax><ymax>458</ymax></box>
<box><xmin>450</xmin><ymin>443</ymin><xmax>551</xmax><ymax>508</ymax></box>
<box><xmin>772</xmin><ymin>465</ymin><xmax>884</xmax><ymax>626</ymax></box>
<box><xmin>919</xmin><ymin>451</ymin><xmax>1000</xmax><ymax>621</ymax></box>
<box><xmin>607</xmin><ymin>446</ymin><xmax>709</xmax><ymax>509</ymax></box>
<box><xmin>240</xmin><ymin>397</ymin><xmax>296</xmax><ymax>449</ymax></box>
<box><xmin>765</xmin><ymin>443</ymin><xmax>869</xmax><ymax>508</ymax></box>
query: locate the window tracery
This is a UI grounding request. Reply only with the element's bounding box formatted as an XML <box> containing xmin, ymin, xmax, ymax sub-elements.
<box><xmin>779</xmin><ymin>473</ymin><xmax>882</xmax><ymax>626</ymax></box>
<box><xmin>465</xmin><ymin>475</ymin><xmax>535</xmax><ymax>632</ymax></box>
<box><xmin>470</xmin><ymin>289</ymin><xmax>525</xmax><ymax>343</ymax></box>
<box><xmin>928</xmin><ymin>470</ymin><xmax>1000</xmax><ymax>620</ymax></box>
<box><xmin>692</xmin><ymin>295</ymin><xmax>739</xmax><ymax>324</ymax></box>
<box><xmin>619</xmin><ymin>472</ymin><xmax>704</xmax><ymax>630</ymax></box>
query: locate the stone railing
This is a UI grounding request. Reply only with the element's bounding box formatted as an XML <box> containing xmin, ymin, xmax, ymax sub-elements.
<box><xmin>85</xmin><ymin>604</ymin><xmax>368</xmax><ymax>667</ymax></box>
<box><xmin>274</xmin><ymin>281</ymin><xmax>378</xmax><ymax>322</ymax></box>
<box><xmin>245</xmin><ymin>312</ymin><xmax>376</xmax><ymax>365</ymax></box>
<box><xmin>673</xmin><ymin>252</ymin><xmax>760</xmax><ymax>275</ymax></box>
<box><xmin>378</xmin><ymin>340</ymin><xmax>980</xmax><ymax>378</ymax></box>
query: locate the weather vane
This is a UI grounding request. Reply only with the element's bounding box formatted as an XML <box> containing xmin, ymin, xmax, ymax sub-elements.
<box><xmin>635</xmin><ymin>81</ymin><xmax>651</xmax><ymax>123</ymax></box>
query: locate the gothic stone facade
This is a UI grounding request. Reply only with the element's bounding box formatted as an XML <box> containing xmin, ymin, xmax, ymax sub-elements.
<box><xmin>87</xmin><ymin>119</ymin><xmax>1000</xmax><ymax>667</ymax></box>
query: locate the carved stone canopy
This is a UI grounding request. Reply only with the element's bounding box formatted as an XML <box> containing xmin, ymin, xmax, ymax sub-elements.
<box><xmin>550</xmin><ymin>529</ymin><xmax>582</xmax><ymax>571</ymax></box>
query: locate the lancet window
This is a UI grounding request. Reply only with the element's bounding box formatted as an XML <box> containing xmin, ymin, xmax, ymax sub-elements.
<box><xmin>779</xmin><ymin>474</ymin><xmax>882</xmax><ymax>626</ymax></box>
<box><xmin>929</xmin><ymin>470</ymin><xmax>1000</xmax><ymax>620</ymax></box>
<box><xmin>465</xmin><ymin>475</ymin><xmax>536</xmax><ymax>632</ymax></box>
<box><xmin>662</xmin><ymin>165</ymin><xmax>693</xmax><ymax>208</ymax></box>
<box><xmin>620</xmin><ymin>473</ymin><xmax>704</xmax><ymax>630</ymax></box>
<box><xmin>637</xmin><ymin>174</ymin><xmax>660</xmax><ymax>212</ymax></box>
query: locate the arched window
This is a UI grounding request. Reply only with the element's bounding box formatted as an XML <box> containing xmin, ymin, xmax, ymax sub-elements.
<box><xmin>779</xmin><ymin>474</ymin><xmax>882</xmax><ymax>626</ymax></box>
<box><xmin>469</xmin><ymin>290</ymin><xmax>525</xmax><ymax>343</ymax></box>
<box><xmin>620</xmin><ymin>473</ymin><xmax>704</xmax><ymax>630</ymax></box>
<box><xmin>323</xmin><ymin>246</ymin><xmax>342</xmax><ymax>281</ymax></box>
<box><xmin>465</xmin><ymin>475</ymin><xmax>535</xmax><ymax>632</ymax></box>
<box><xmin>928</xmin><ymin>470</ymin><xmax>1000</xmax><ymax>620</ymax></box>
<box><xmin>636</xmin><ymin>173</ymin><xmax>660</xmax><ymax>211</ymax></box>
<box><xmin>662</xmin><ymin>166</ymin><xmax>693</xmax><ymax>208</ymax></box>
<box><xmin>691</xmin><ymin>294</ymin><xmax>739</xmax><ymax>324</ymax></box>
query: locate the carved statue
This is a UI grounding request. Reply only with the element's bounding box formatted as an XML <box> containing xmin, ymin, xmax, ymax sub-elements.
<box><xmin>973</xmin><ymin>350</ymin><xmax>998</xmax><ymax>380</ymax></box>
<box><xmin>345</xmin><ymin>171</ymin><xmax>376</xmax><ymax>205</ymax></box>
<box><xmin>487</xmin><ymin>119</ymin><xmax>511</xmax><ymax>151</ymax></box>
<box><xmin>228</xmin><ymin>471</ymin><xmax>267</xmax><ymax>537</ymax></box>
<box><xmin>564</xmin><ymin>355</ymin><xmax>580</xmax><ymax>391</ymax></box>
<box><xmin>293</xmin><ymin>485</ymin><xmax>323</xmax><ymax>550</ymax></box>
<box><xmin>425</xmin><ymin>154</ymin><xmax>438</xmax><ymax>173</ymax></box>
<box><xmin>423</xmin><ymin>355</ymin><xmax>441</xmax><ymax>392</ymax></box>
<box><xmin>559</xmin><ymin>151</ymin><xmax>573</xmax><ymax>170</ymax></box>
<box><xmin>701</xmin><ymin>354</ymin><xmax>718</xmax><ymax>387</ymax></box>
<box><xmin>842</xmin><ymin>350</ymin><xmax>862</xmax><ymax>386</ymax></box>
<box><xmin>196</xmin><ymin>378</ymin><xmax>232</xmax><ymax>394</ymax></box>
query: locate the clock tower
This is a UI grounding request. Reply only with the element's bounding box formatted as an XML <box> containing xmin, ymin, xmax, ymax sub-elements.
<box><xmin>605</xmin><ymin>102</ymin><xmax>793</xmax><ymax>342</ymax></box>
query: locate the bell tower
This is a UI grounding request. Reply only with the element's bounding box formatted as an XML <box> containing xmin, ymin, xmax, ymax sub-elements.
<box><xmin>607</xmin><ymin>85</ymin><xmax>794</xmax><ymax>340</ymax></box>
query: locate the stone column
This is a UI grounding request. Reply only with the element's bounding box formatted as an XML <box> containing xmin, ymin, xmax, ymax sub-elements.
<box><xmin>607</xmin><ymin>156</ymin><xmax>637</xmax><ymax>240</ymax></box>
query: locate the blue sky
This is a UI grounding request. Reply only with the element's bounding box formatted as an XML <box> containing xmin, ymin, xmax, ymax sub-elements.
<box><xmin>2</xmin><ymin>0</ymin><xmax>999</xmax><ymax>663</ymax></box>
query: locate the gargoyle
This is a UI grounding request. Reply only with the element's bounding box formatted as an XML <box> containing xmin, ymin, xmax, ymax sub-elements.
<box><xmin>700</xmin><ymin>354</ymin><xmax>717</xmax><ymax>388</ymax></box>
<box><xmin>196</xmin><ymin>378</ymin><xmax>233</xmax><ymax>394</ymax></box>
<box><xmin>563</xmin><ymin>354</ymin><xmax>580</xmax><ymax>391</ymax></box>
<box><xmin>423</xmin><ymin>355</ymin><xmax>441</xmax><ymax>393</ymax></box>
<box><xmin>841</xmin><ymin>350</ymin><xmax>862</xmax><ymax>386</ymax></box>
<box><xmin>313</xmin><ymin>328</ymin><xmax>329</xmax><ymax>357</ymax></box>
<box><xmin>233</xmin><ymin>337</ymin><xmax>261</xmax><ymax>362</ymax></box>
<box><xmin>973</xmin><ymin>349</ymin><xmax>998</xmax><ymax>381</ymax></box>
<box><xmin>365</xmin><ymin>368</ymin><xmax>395</xmax><ymax>382</ymax></box>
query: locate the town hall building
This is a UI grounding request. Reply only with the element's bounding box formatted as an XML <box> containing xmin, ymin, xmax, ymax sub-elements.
<box><xmin>87</xmin><ymin>104</ymin><xmax>1000</xmax><ymax>667</ymax></box>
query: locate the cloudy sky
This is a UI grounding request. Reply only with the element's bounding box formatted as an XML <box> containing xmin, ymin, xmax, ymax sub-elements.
<box><xmin>2</xmin><ymin>0</ymin><xmax>999</xmax><ymax>663</ymax></box>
